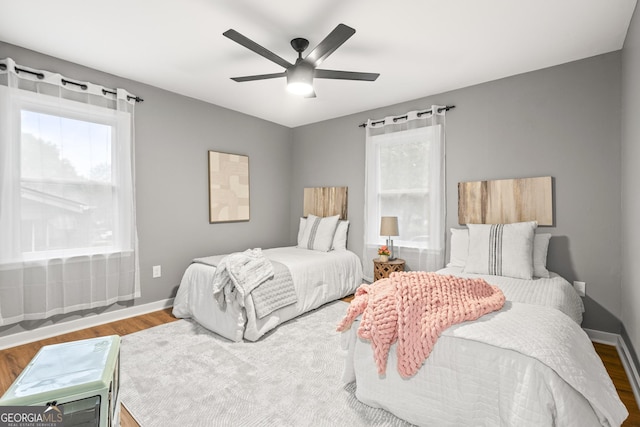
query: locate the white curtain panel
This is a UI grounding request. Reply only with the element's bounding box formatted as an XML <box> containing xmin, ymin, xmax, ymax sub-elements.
<box><xmin>0</xmin><ymin>58</ymin><xmax>140</xmax><ymax>325</ymax></box>
<box><xmin>363</xmin><ymin>106</ymin><xmax>447</xmax><ymax>281</ymax></box>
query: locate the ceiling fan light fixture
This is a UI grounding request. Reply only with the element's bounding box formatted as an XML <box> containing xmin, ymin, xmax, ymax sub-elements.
<box><xmin>287</xmin><ymin>81</ymin><xmax>314</xmax><ymax>96</ymax></box>
<box><xmin>286</xmin><ymin>62</ymin><xmax>314</xmax><ymax>96</ymax></box>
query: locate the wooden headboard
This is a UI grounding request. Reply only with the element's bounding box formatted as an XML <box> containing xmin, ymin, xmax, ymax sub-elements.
<box><xmin>303</xmin><ymin>187</ymin><xmax>348</xmax><ymax>220</ymax></box>
<box><xmin>458</xmin><ymin>176</ymin><xmax>553</xmax><ymax>225</ymax></box>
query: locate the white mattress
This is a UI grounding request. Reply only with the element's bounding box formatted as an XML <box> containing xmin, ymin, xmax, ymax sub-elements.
<box><xmin>341</xmin><ymin>269</ymin><xmax>627</xmax><ymax>426</ymax></box>
<box><xmin>173</xmin><ymin>246</ymin><xmax>363</xmax><ymax>341</ymax></box>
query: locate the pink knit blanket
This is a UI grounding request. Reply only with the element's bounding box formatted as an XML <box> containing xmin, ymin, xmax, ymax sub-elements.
<box><xmin>337</xmin><ymin>271</ymin><xmax>505</xmax><ymax>378</ymax></box>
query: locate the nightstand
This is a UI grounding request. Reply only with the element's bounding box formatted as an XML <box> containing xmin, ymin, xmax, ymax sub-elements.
<box><xmin>373</xmin><ymin>258</ymin><xmax>405</xmax><ymax>281</ymax></box>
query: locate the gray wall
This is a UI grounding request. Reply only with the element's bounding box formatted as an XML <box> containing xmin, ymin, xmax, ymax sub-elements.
<box><xmin>292</xmin><ymin>52</ymin><xmax>623</xmax><ymax>332</ymax></box>
<box><xmin>0</xmin><ymin>42</ymin><xmax>293</xmax><ymax>338</ymax></box>
<box><xmin>622</xmin><ymin>5</ymin><xmax>640</xmax><ymax>362</ymax></box>
<box><xmin>0</xmin><ymin>41</ymin><xmax>628</xmax><ymax>338</ymax></box>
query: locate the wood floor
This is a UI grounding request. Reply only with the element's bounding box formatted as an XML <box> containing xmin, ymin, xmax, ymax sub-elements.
<box><xmin>0</xmin><ymin>310</ymin><xmax>639</xmax><ymax>426</ymax></box>
<box><xmin>593</xmin><ymin>341</ymin><xmax>640</xmax><ymax>426</ymax></box>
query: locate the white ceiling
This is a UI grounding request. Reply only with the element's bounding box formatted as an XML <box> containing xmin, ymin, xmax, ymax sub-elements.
<box><xmin>0</xmin><ymin>0</ymin><xmax>636</xmax><ymax>128</ymax></box>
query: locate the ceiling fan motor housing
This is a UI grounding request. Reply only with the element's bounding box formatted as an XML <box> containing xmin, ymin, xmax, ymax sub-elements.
<box><xmin>291</xmin><ymin>38</ymin><xmax>310</xmax><ymax>56</ymax></box>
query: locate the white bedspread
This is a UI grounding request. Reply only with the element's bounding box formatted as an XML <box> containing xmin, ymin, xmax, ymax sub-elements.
<box><xmin>343</xmin><ymin>302</ymin><xmax>627</xmax><ymax>426</ymax></box>
<box><xmin>447</xmin><ymin>302</ymin><xmax>627</xmax><ymax>425</ymax></box>
<box><xmin>341</xmin><ymin>269</ymin><xmax>626</xmax><ymax>426</ymax></box>
<box><xmin>173</xmin><ymin>246</ymin><xmax>363</xmax><ymax>341</ymax></box>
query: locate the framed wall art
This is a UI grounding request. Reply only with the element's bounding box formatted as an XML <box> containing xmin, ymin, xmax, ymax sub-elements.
<box><xmin>208</xmin><ymin>150</ymin><xmax>250</xmax><ymax>223</ymax></box>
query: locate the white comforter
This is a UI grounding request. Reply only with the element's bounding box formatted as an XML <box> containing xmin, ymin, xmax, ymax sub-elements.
<box><xmin>342</xmin><ymin>270</ymin><xmax>628</xmax><ymax>426</ymax></box>
<box><xmin>437</xmin><ymin>266</ymin><xmax>584</xmax><ymax>323</ymax></box>
<box><xmin>173</xmin><ymin>246</ymin><xmax>362</xmax><ymax>341</ymax></box>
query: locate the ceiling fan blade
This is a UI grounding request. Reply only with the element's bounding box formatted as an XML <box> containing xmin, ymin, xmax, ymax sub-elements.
<box><xmin>304</xmin><ymin>24</ymin><xmax>356</xmax><ymax>67</ymax></box>
<box><xmin>231</xmin><ymin>72</ymin><xmax>287</xmax><ymax>82</ymax></box>
<box><xmin>223</xmin><ymin>29</ymin><xmax>293</xmax><ymax>69</ymax></box>
<box><xmin>314</xmin><ymin>69</ymin><xmax>380</xmax><ymax>81</ymax></box>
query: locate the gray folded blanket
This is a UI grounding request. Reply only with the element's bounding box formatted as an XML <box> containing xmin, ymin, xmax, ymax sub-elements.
<box><xmin>194</xmin><ymin>248</ymin><xmax>297</xmax><ymax>318</ymax></box>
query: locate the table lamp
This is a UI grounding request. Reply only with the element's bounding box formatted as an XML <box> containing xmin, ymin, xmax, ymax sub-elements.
<box><xmin>380</xmin><ymin>216</ymin><xmax>399</xmax><ymax>260</ymax></box>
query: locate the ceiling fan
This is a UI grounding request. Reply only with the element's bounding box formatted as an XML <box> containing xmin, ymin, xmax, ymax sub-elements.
<box><xmin>223</xmin><ymin>24</ymin><xmax>380</xmax><ymax>98</ymax></box>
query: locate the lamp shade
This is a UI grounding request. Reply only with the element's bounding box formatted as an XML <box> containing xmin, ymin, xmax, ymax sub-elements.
<box><xmin>380</xmin><ymin>216</ymin><xmax>399</xmax><ymax>236</ymax></box>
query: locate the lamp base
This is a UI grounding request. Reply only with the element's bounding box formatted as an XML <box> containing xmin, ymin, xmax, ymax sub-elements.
<box><xmin>386</xmin><ymin>238</ymin><xmax>396</xmax><ymax>260</ymax></box>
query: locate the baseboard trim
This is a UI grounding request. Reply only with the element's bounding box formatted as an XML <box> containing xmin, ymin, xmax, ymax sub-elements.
<box><xmin>0</xmin><ymin>298</ymin><xmax>174</xmax><ymax>351</ymax></box>
<box><xmin>617</xmin><ymin>334</ymin><xmax>640</xmax><ymax>407</ymax></box>
<box><xmin>585</xmin><ymin>328</ymin><xmax>619</xmax><ymax>345</ymax></box>
<box><xmin>585</xmin><ymin>328</ymin><xmax>640</xmax><ymax>407</ymax></box>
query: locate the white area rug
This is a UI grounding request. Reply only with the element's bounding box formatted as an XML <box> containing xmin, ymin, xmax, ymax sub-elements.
<box><xmin>120</xmin><ymin>301</ymin><xmax>411</xmax><ymax>426</ymax></box>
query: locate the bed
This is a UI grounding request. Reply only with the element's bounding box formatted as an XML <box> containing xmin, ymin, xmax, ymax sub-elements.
<box><xmin>174</xmin><ymin>246</ymin><xmax>362</xmax><ymax>341</ymax></box>
<box><xmin>339</xmin><ymin>221</ymin><xmax>629</xmax><ymax>426</ymax></box>
<box><xmin>173</xmin><ymin>186</ymin><xmax>363</xmax><ymax>341</ymax></box>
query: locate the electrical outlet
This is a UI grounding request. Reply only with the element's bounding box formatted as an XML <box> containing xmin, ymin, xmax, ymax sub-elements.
<box><xmin>573</xmin><ymin>281</ymin><xmax>586</xmax><ymax>297</ymax></box>
<box><xmin>152</xmin><ymin>265</ymin><xmax>161</xmax><ymax>278</ymax></box>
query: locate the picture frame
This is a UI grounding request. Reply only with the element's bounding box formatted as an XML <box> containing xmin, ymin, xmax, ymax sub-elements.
<box><xmin>208</xmin><ymin>150</ymin><xmax>250</xmax><ymax>223</ymax></box>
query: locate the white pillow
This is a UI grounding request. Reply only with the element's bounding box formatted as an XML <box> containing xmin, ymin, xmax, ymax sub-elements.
<box><xmin>298</xmin><ymin>214</ymin><xmax>340</xmax><ymax>252</ymax></box>
<box><xmin>297</xmin><ymin>217</ymin><xmax>306</xmax><ymax>247</ymax></box>
<box><xmin>331</xmin><ymin>220</ymin><xmax>349</xmax><ymax>251</ymax></box>
<box><xmin>533</xmin><ymin>233</ymin><xmax>551</xmax><ymax>278</ymax></box>
<box><xmin>464</xmin><ymin>221</ymin><xmax>537</xmax><ymax>279</ymax></box>
<box><xmin>298</xmin><ymin>217</ymin><xmax>349</xmax><ymax>251</ymax></box>
<box><xmin>447</xmin><ymin>228</ymin><xmax>469</xmax><ymax>267</ymax></box>
<box><xmin>449</xmin><ymin>228</ymin><xmax>552</xmax><ymax>278</ymax></box>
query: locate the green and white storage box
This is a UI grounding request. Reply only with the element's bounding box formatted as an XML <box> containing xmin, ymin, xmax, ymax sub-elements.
<box><xmin>0</xmin><ymin>335</ymin><xmax>121</xmax><ymax>427</ymax></box>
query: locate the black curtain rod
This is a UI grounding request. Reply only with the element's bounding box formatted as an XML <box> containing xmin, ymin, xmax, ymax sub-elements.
<box><xmin>0</xmin><ymin>63</ymin><xmax>143</xmax><ymax>103</ymax></box>
<box><xmin>101</xmin><ymin>88</ymin><xmax>144</xmax><ymax>103</ymax></box>
<box><xmin>0</xmin><ymin>63</ymin><xmax>44</xmax><ymax>79</ymax></box>
<box><xmin>62</xmin><ymin>78</ymin><xmax>87</xmax><ymax>90</ymax></box>
<box><xmin>358</xmin><ymin>105</ymin><xmax>455</xmax><ymax>128</ymax></box>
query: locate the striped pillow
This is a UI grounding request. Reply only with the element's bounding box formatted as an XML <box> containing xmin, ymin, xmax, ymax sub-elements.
<box><xmin>463</xmin><ymin>221</ymin><xmax>537</xmax><ymax>279</ymax></box>
<box><xmin>298</xmin><ymin>214</ymin><xmax>340</xmax><ymax>252</ymax></box>
<box><xmin>447</xmin><ymin>227</ymin><xmax>551</xmax><ymax>278</ymax></box>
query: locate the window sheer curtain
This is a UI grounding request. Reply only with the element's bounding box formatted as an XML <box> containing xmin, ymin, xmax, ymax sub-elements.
<box><xmin>363</xmin><ymin>106</ymin><xmax>447</xmax><ymax>281</ymax></box>
<box><xmin>0</xmin><ymin>58</ymin><xmax>140</xmax><ymax>325</ymax></box>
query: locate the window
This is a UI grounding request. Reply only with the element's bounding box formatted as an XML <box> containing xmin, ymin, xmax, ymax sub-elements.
<box><xmin>0</xmin><ymin>57</ymin><xmax>140</xmax><ymax>325</ymax></box>
<box><xmin>363</xmin><ymin>108</ymin><xmax>447</xmax><ymax>281</ymax></box>
<box><xmin>20</xmin><ymin>108</ymin><xmax>116</xmax><ymax>256</ymax></box>
<box><xmin>3</xmin><ymin>89</ymin><xmax>134</xmax><ymax>261</ymax></box>
<box><xmin>367</xmin><ymin>127</ymin><xmax>438</xmax><ymax>249</ymax></box>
